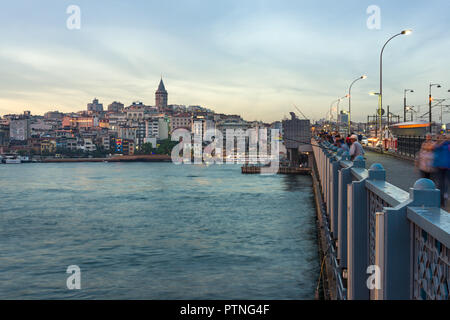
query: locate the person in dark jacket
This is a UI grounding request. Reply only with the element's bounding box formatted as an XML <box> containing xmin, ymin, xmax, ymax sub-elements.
<box><xmin>433</xmin><ymin>135</ymin><xmax>450</xmax><ymax>207</ymax></box>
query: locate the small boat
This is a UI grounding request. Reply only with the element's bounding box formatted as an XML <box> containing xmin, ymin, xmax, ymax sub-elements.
<box><xmin>18</xmin><ymin>156</ymin><xmax>31</xmax><ymax>163</ymax></box>
<box><xmin>4</xmin><ymin>155</ymin><xmax>22</xmax><ymax>164</ymax></box>
<box><xmin>5</xmin><ymin>158</ymin><xmax>21</xmax><ymax>164</ymax></box>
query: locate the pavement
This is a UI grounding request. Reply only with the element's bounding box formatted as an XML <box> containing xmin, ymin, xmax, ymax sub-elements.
<box><xmin>363</xmin><ymin>150</ymin><xmax>421</xmax><ymax>192</ymax></box>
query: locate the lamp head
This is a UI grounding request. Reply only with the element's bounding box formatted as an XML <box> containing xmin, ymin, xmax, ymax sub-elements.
<box><xmin>401</xmin><ymin>29</ymin><xmax>412</xmax><ymax>35</ymax></box>
<box><xmin>361</xmin><ymin>75</ymin><xmax>367</xmax><ymax>79</ymax></box>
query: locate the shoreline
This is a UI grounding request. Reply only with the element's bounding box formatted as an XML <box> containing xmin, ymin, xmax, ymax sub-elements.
<box><xmin>41</xmin><ymin>154</ymin><xmax>172</xmax><ymax>163</ymax></box>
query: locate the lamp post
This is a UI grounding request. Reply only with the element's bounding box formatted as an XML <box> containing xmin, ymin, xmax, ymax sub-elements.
<box><xmin>379</xmin><ymin>29</ymin><xmax>412</xmax><ymax>142</ymax></box>
<box><xmin>429</xmin><ymin>83</ymin><xmax>441</xmax><ymax>133</ymax></box>
<box><xmin>336</xmin><ymin>95</ymin><xmax>349</xmax><ymax>135</ymax></box>
<box><xmin>348</xmin><ymin>75</ymin><xmax>367</xmax><ymax>136</ymax></box>
<box><xmin>405</xmin><ymin>106</ymin><xmax>415</xmax><ymax>122</ymax></box>
<box><xmin>369</xmin><ymin>92</ymin><xmax>381</xmax><ymax>138</ymax></box>
<box><xmin>403</xmin><ymin>89</ymin><xmax>414</xmax><ymax>122</ymax></box>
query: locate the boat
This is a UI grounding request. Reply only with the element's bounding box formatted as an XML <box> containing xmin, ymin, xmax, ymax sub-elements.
<box><xmin>18</xmin><ymin>156</ymin><xmax>31</xmax><ymax>163</ymax></box>
<box><xmin>5</xmin><ymin>158</ymin><xmax>21</xmax><ymax>164</ymax></box>
<box><xmin>4</xmin><ymin>156</ymin><xmax>22</xmax><ymax>164</ymax></box>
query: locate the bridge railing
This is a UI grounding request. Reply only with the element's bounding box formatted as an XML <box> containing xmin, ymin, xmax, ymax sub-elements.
<box><xmin>311</xmin><ymin>138</ymin><xmax>450</xmax><ymax>300</ymax></box>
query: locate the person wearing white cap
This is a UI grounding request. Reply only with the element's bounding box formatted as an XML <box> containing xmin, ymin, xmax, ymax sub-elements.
<box><xmin>349</xmin><ymin>134</ymin><xmax>364</xmax><ymax>161</ymax></box>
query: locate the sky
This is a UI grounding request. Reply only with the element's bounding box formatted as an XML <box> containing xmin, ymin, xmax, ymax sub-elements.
<box><xmin>0</xmin><ymin>0</ymin><xmax>450</xmax><ymax>123</ymax></box>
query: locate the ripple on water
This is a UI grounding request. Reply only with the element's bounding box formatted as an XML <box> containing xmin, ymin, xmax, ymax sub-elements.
<box><xmin>0</xmin><ymin>163</ymin><xmax>319</xmax><ymax>299</ymax></box>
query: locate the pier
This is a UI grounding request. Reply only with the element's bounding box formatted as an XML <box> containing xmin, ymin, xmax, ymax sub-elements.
<box><xmin>311</xmin><ymin>138</ymin><xmax>450</xmax><ymax>300</ymax></box>
<box><xmin>241</xmin><ymin>166</ymin><xmax>311</xmax><ymax>175</ymax></box>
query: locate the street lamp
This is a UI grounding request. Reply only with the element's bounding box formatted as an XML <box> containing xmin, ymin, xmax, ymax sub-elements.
<box><xmin>336</xmin><ymin>95</ymin><xmax>349</xmax><ymax>134</ymax></box>
<box><xmin>429</xmin><ymin>83</ymin><xmax>441</xmax><ymax>133</ymax></box>
<box><xmin>404</xmin><ymin>89</ymin><xmax>414</xmax><ymax>122</ymax></box>
<box><xmin>405</xmin><ymin>106</ymin><xmax>415</xmax><ymax>122</ymax></box>
<box><xmin>379</xmin><ymin>29</ymin><xmax>412</xmax><ymax>141</ymax></box>
<box><xmin>348</xmin><ymin>75</ymin><xmax>367</xmax><ymax>135</ymax></box>
<box><xmin>369</xmin><ymin>92</ymin><xmax>381</xmax><ymax>137</ymax></box>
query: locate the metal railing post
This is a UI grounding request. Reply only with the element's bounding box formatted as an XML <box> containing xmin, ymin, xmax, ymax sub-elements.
<box><xmin>330</xmin><ymin>155</ymin><xmax>340</xmax><ymax>239</ymax></box>
<box><xmin>337</xmin><ymin>154</ymin><xmax>351</xmax><ymax>268</ymax></box>
<box><xmin>375</xmin><ymin>178</ymin><xmax>440</xmax><ymax>300</ymax></box>
<box><xmin>347</xmin><ymin>157</ymin><xmax>369</xmax><ymax>300</ymax></box>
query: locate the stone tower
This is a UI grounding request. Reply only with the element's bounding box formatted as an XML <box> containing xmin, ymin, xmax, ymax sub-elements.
<box><xmin>155</xmin><ymin>78</ymin><xmax>168</xmax><ymax>110</ymax></box>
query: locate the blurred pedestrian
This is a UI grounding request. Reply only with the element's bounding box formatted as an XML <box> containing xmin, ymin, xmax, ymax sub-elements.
<box><xmin>416</xmin><ymin>134</ymin><xmax>436</xmax><ymax>179</ymax></box>
<box><xmin>433</xmin><ymin>135</ymin><xmax>450</xmax><ymax>207</ymax></box>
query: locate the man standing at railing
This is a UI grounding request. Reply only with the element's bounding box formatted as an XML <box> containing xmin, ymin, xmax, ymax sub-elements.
<box><xmin>349</xmin><ymin>134</ymin><xmax>364</xmax><ymax>161</ymax></box>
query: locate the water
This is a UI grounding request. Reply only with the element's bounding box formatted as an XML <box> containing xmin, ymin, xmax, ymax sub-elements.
<box><xmin>0</xmin><ymin>162</ymin><xmax>319</xmax><ymax>299</ymax></box>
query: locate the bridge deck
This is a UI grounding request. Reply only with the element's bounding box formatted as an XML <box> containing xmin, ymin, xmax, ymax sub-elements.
<box><xmin>364</xmin><ymin>150</ymin><xmax>420</xmax><ymax>191</ymax></box>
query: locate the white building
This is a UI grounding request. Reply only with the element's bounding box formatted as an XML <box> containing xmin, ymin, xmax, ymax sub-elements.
<box><xmin>10</xmin><ymin>119</ymin><xmax>30</xmax><ymax>141</ymax></box>
<box><xmin>145</xmin><ymin>117</ymin><xmax>169</xmax><ymax>140</ymax></box>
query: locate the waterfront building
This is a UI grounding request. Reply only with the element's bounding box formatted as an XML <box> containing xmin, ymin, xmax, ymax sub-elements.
<box><xmin>40</xmin><ymin>139</ymin><xmax>56</xmax><ymax>154</ymax></box>
<box><xmin>58</xmin><ymin>137</ymin><xmax>78</xmax><ymax>151</ymax></box>
<box><xmin>116</xmin><ymin>139</ymin><xmax>134</xmax><ymax>155</ymax></box>
<box><xmin>10</xmin><ymin>119</ymin><xmax>31</xmax><ymax>141</ymax></box>
<box><xmin>82</xmin><ymin>138</ymin><xmax>96</xmax><ymax>152</ymax></box>
<box><xmin>0</xmin><ymin>123</ymin><xmax>10</xmax><ymax>146</ymax></box>
<box><xmin>29</xmin><ymin>137</ymin><xmax>42</xmax><ymax>154</ymax></box>
<box><xmin>282</xmin><ymin>112</ymin><xmax>311</xmax><ymax>167</ymax></box>
<box><xmin>145</xmin><ymin>117</ymin><xmax>169</xmax><ymax>140</ymax></box>
<box><xmin>99</xmin><ymin>135</ymin><xmax>110</xmax><ymax>150</ymax></box>
<box><xmin>143</xmin><ymin>137</ymin><xmax>157</xmax><ymax>149</ymax></box>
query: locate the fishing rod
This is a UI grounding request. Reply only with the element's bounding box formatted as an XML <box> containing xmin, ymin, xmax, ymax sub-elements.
<box><xmin>282</xmin><ymin>137</ymin><xmax>338</xmax><ymax>152</ymax></box>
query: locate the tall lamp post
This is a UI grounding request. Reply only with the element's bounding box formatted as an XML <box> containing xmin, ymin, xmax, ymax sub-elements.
<box><xmin>429</xmin><ymin>83</ymin><xmax>441</xmax><ymax>133</ymax></box>
<box><xmin>403</xmin><ymin>89</ymin><xmax>414</xmax><ymax>122</ymax></box>
<box><xmin>336</xmin><ymin>95</ymin><xmax>349</xmax><ymax>134</ymax></box>
<box><xmin>369</xmin><ymin>92</ymin><xmax>381</xmax><ymax>138</ymax></box>
<box><xmin>379</xmin><ymin>29</ymin><xmax>412</xmax><ymax>142</ymax></box>
<box><xmin>348</xmin><ymin>75</ymin><xmax>367</xmax><ymax>135</ymax></box>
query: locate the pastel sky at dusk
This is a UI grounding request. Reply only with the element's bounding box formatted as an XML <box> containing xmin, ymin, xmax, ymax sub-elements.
<box><xmin>0</xmin><ymin>0</ymin><xmax>449</xmax><ymax>123</ymax></box>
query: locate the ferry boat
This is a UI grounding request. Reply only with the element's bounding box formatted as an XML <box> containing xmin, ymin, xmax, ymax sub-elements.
<box><xmin>18</xmin><ymin>156</ymin><xmax>31</xmax><ymax>163</ymax></box>
<box><xmin>3</xmin><ymin>155</ymin><xmax>22</xmax><ymax>164</ymax></box>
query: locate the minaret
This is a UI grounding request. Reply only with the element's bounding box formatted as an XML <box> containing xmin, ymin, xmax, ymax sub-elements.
<box><xmin>155</xmin><ymin>78</ymin><xmax>168</xmax><ymax>111</ymax></box>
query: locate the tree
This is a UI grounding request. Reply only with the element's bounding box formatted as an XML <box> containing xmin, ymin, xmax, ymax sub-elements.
<box><xmin>17</xmin><ymin>150</ymin><xmax>29</xmax><ymax>156</ymax></box>
<box><xmin>136</xmin><ymin>142</ymin><xmax>153</xmax><ymax>155</ymax></box>
<box><xmin>154</xmin><ymin>139</ymin><xmax>178</xmax><ymax>155</ymax></box>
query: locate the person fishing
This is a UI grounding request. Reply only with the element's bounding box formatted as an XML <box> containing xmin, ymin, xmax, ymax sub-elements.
<box><xmin>349</xmin><ymin>134</ymin><xmax>364</xmax><ymax>161</ymax></box>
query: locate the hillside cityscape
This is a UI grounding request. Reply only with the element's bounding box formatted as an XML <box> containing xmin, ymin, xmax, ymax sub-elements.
<box><xmin>0</xmin><ymin>78</ymin><xmax>286</xmax><ymax>160</ymax></box>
